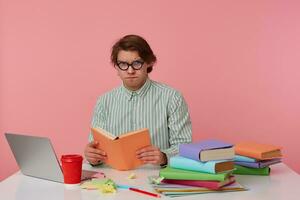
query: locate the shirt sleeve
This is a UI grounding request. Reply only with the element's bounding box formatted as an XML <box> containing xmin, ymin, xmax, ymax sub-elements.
<box><xmin>87</xmin><ymin>96</ymin><xmax>107</xmax><ymax>166</ymax></box>
<box><xmin>161</xmin><ymin>91</ymin><xmax>192</xmax><ymax>164</ymax></box>
<box><xmin>88</xmin><ymin>96</ymin><xmax>107</xmax><ymax>142</ymax></box>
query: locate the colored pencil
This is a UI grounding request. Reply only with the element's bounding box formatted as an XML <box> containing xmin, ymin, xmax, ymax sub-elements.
<box><xmin>129</xmin><ymin>187</ymin><xmax>161</xmax><ymax>198</ymax></box>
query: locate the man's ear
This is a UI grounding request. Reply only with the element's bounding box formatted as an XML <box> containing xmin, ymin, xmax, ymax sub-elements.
<box><xmin>146</xmin><ymin>62</ymin><xmax>154</xmax><ymax>73</ymax></box>
<box><xmin>146</xmin><ymin>62</ymin><xmax>154</xmax><ymax>68</ymax></box>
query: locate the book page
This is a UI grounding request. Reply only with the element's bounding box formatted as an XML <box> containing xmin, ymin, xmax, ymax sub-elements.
<box><xmin>118</xmin><ymin>128</ymin><xmax>149</xmax><ymax>138</ymax></box>
<box><xmin>92</xmin><ymin>127</ymin><xmax>117</xmax><ymax>140</ymax></box>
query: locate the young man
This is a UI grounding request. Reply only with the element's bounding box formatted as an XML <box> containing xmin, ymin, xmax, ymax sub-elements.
<box><xmin>84</xmin><ymin>35</ymin><xmax>192</xmax><ymax>166</ymax></box>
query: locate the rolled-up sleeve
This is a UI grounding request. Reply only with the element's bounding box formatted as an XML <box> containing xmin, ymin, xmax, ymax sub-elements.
<box><xmin>161</xmin><ymin>91</ymin><xmax>192</xmax><ymax>163</ymax></box>
<box><xmin>89</xmin><ymin>96</ymin><xmax>107</xmax><ymax>142</ymax></box>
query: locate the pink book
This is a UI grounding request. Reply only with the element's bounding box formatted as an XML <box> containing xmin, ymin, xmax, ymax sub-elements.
<box><xmin>161</xmin><ymin>176</ymin><xmax>235</xmax><ymax>190</ymax></box>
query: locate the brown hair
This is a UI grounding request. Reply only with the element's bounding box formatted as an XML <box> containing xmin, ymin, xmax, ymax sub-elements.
<box><xmin>111</xmin><ymin>35</ymin><xmax>157</xmax><ymax>73</ymax></box>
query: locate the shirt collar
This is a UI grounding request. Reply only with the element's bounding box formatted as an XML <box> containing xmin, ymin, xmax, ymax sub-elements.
<box><xmin>121</xmin><ymin>78</ymin><xmax>152</xmax><ymax>101</ymax></box>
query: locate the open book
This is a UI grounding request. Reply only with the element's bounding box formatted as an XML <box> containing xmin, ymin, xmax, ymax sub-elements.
<box><xmin>91</xmin><ymin>127</ymin><xmax>151</xmax><ymax>170</ymax></box>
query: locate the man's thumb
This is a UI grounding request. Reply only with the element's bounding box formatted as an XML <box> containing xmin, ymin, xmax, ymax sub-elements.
<box><xmin>91</xmin><ymin>140</ymin><xmax>98</xmax><ymax>146</ymax></box>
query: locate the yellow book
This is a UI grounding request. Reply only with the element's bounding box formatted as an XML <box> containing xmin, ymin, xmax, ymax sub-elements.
<box><xmin>91</xmin><ymin>127</ymin><xmax>151</xmax><ymax>170</ymax></box>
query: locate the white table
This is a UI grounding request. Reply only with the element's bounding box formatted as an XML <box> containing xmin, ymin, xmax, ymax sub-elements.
<box><xmin>1</xmin><ymin>163</ymin><xmax>299</xmax><ymax>200</ymax></box>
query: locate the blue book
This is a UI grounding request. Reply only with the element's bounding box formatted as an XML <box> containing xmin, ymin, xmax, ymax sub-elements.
<box><xmin>179</xmin><ymin>140</ymin><xmax>234</xmax><ymax>162</ymax></box>
<box><xmin>235</xmin><ymin>158</ymin><xmax>282</xmax><ymax>168</ymax></box>
<box><xmin>170</xmin><ymin>156</ymin><xmax>234</xmax><ymax>174</ymax></box>
<box><xmin>234</xmin><ymin>155</ymin><xmax>256</xmax><ymax>162</ymax></box>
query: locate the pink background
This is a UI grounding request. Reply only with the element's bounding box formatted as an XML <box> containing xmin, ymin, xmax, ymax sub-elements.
<box><xmin>1</xmin><ymin>0</ymin><xmax>300</xmax><ymax>181</ymax></box>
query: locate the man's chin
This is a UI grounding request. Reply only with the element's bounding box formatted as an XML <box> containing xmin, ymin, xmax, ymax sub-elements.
<box><xmin>124</xmin><ymin>82</ymin><xmax>141</xmax><ymax>91</ymax></box>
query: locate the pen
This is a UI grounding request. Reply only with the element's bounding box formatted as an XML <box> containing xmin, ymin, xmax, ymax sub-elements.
<box><xmin>117</xmin><ymin>184</ymin><xmax>130</xmax><ymax>189</ymax></box>
<box><xmin>129</xmin><ymin>187</ymin><xmax>161</xmax><ymax>198</ymax></box>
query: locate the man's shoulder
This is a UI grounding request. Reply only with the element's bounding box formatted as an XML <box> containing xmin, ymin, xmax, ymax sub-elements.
<box><xmin>151</xmin><ymin>80</ymin><xmax>182</xmax><ymax>96</ymax></box>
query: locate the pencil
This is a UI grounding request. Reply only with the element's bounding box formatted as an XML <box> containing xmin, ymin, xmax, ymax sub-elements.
<box><xmin>129</xmin><ymin>187</ymin><xmax>161</xmax><ymax>198</ymax></box>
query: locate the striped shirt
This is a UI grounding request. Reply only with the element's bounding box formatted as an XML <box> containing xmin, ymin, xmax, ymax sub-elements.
<box><xmin>90</xmin><ymin>78</ymin><xmax>192</xmax><ymax>160</ymax></box>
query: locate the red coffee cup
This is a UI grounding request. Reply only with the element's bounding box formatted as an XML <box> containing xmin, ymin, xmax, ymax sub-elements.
<box><xmin>61</xmin><ymin>154</ymin><xmax>83</xmax><ymax>185</ymax></box>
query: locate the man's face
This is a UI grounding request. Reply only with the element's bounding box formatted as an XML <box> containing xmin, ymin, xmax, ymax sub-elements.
<box><xmin>116</xmin><ymin>50</ymin><xmax>150</xmax><ymax>91</ymax></box>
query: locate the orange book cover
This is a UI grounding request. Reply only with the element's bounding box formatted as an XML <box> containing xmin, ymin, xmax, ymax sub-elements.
<box><xmin>235</xmin><ymin>142</ymin><xmax>282</xmax><ymax>160</ymax></box>
<box><xmin>91</xmin><ymin>127</ymin><xmax>151</xmax><ymax>170</ymax></box>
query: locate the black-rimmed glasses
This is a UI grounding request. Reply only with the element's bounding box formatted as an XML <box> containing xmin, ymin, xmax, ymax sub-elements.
<box><xmin>116</xmin><ymin>60</ymin><xmax>144</xmax><ymax>71</ymax></box>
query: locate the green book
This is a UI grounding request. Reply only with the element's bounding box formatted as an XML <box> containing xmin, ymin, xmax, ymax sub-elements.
<box><xmin>233</xmin><ymin>164</ymin><xmax>270</xmax><ymax>175</ymax></box>
<box><xmin>159</xmin><ymin>166</ymin><xmax>231</xmax><ymax>181</ymax></box>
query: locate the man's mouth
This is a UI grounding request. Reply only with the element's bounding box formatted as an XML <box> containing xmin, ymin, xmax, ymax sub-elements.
<box><xmin>126</xmin><ymin>77</ymin><xmax>138</xmax><ymax>79</ymax></box>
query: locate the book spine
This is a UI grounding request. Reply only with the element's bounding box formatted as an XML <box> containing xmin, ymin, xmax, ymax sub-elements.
<box><xmin>233</xmin><ymin>165</ymin><xmax>270</xmax><ymax>175</ymax></box>
<box><xmin>170</xmin><ymin>156</ymin><xmax>216</xmax><ymax>173</ymax></box>
<box><xmin>234</xmin><ymin>155</ymin><xmax>256</xmax><ymax>162</ymax></box>
<box><xmin>162</xmin><ymin>179</ymin><xmax>220</xmax><ymax>190</ymax></box>
<box><xmin>159</xmin><ymin>169</ymin><xmax>228</xmax><ymax>181</ymax></box>
<box><xmin>234</xmin><ymin>161</ymin><xmax>260</xmax><ymax>168</ymax></box>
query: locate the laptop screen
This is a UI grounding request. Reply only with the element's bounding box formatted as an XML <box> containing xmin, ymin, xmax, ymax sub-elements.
<box><xmin>5</xmin><ymin>133</ymin><xmax>64</xmax><ymax>183</ymax></box>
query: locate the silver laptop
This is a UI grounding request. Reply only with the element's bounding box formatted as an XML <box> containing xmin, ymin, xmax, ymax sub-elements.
<box><xmin>5</xmin><ymin>133</ymin><xmax>97</xmax><ymax>183</ymax></box>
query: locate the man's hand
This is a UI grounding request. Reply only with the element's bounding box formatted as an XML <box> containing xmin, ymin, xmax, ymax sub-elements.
<box><xmin>84</xmin><ymin>141</ymin><xmax>107</xmax><ymax>165</ymax></box>
<box><xmin>136</xmin><ymin>146</ymin><xmax>167</xmax><ymax>165</ymax></box>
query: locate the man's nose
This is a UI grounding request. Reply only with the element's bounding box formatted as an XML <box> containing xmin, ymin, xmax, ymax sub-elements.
<box><xmin>127</xmin><ymin>66</ymin><xmax>135</xmax><ymax>74</ymax></box>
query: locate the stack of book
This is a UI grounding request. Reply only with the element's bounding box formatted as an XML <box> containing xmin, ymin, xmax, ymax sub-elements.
<box><xmin>233</xmin><ymin>142</ymin><xmax>282</xmax><ymax>175</ymax></box>
<box><xmin>154</xmin><ymin>140</ymin><xmax>246</xmax><ymax>197</ymax></box>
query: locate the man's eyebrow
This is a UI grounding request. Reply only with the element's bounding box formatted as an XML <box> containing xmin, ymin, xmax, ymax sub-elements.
<box><xmin>133</xmin><ymin>59</ymin><xmax>143</xmax><ymax>62</ymax></box>
<box><xmin>117</xmin><ymin>59</ymin><xmax>143</xmax><ymax>63</ymax></box>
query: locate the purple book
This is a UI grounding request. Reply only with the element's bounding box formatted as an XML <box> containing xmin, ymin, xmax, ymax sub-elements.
<box><xmin>179</xmin><ymin>140</ymin><xmax>234</xmax><ymax>162</ymax></box>
<box><xmin>235</xmin><ymin>158</ymin><xmax>282</xmax><ymax>168</ymax></box>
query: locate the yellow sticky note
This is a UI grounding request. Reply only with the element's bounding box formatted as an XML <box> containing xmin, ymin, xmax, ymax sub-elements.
<box><xmin>101</xmin><ymin>184</ymin><xmax>117</xmax><ymax>193</ymax></box>
<box><xmin>80</xmin><ymin>179</ymin><xmax>117</xmax><ymax>194</ymax></box>
<box><xmin>127</xmin><ymin>173</ymin><xmax>136</xmax><ymax>179</ymax></box>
